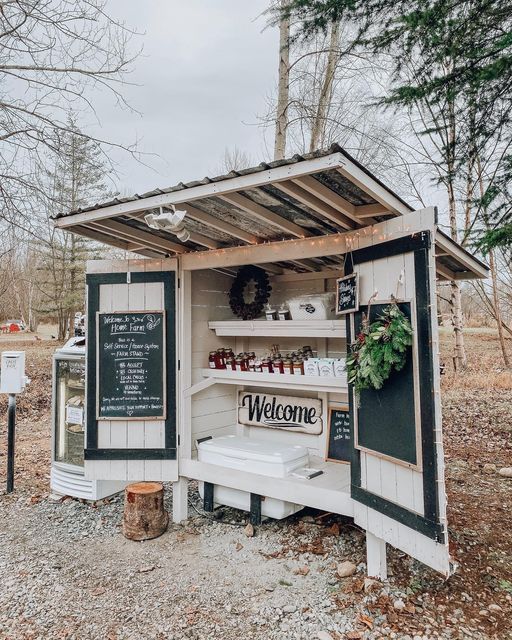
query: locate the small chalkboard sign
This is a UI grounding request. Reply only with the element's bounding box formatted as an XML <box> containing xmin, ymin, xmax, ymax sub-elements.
<box><xmin>326</xmin><ymin>405</ymin><xmax>351</xmax><ymax>463</ymax></box>
<box><xmin>97</xmin><ymin>311</ymin><xmax>166</xmax><ymax>420</ymax></box>
<box><xmin>336</xmin><ymin>273</ymin><xmax>359</xmax><ymax>315</ymax></box>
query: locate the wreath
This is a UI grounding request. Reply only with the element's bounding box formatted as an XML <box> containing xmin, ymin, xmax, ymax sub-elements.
<box><xmin>346</xmin><ymin>301</ymin><xmax>413</xmax><ymax>395</ymax></box>
<box><xmin>229</xmin><ymin>265</ymin><xmax>272</xmax><ymax>320</ymax></box>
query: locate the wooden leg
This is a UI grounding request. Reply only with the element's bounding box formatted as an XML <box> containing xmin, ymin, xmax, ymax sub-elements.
<box><xmin>172</xmin><ymin>477</ymin><xmax>188</xmax><ymax>523</ymax></box>
<box><xmin>250</xmin><ymin>493</ymin><xmax>262</xmax><ymax>526</ymax></box>
<box><xmin>203</xmin><ymin>482</ymin><xmax>214</xmax><ymax>512</ymax></box>
<box><xmin>366</xmin><ymin>531</ymin><xmax>387</xmax><ymax>580</ymax></box>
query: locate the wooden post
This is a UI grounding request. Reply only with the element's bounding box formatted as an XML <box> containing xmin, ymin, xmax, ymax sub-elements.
<box><xmin>123</xmin><ymin>482</ymin><xmax>169</xmax><ymax>541</ymax></box>
<box><xmin>366</xmin><ymin>531</ymin><xmax>387</xmax><ymax>580</ymax></box>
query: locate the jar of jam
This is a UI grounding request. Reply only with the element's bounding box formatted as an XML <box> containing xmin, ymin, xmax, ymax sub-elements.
<box><xmin>261</xmin><ymin>358</ymin><xmax>273</xmax><ymax>373</ymax></box>
<box><xmin>293</xmin><ymin>358</ymin><xmax>304</xmax><ymax>375</ymax></box>
<box><xmin>283</xmin><ymin>359</ymin><xmax>293</xmax><ymax>375</ymax></box>
<box><xmin>248</xmin><ymin>352</ymin><xmax>256</xmax><ymax>368</ymax></box>
<box><xmin>254</xmin><ymin>357</ymin><xmax>263</xmax><ymax>373</ymax></box>
<box><xmin>208</xmin><ymin>351</ymin><xmax>217</xmax><ymax>369</ymax></box>
<box><xmin>215</xmin><ymin>349</ymin><xmax>226</xmax><ymax>369</ymax></box>
<box><xmin>225</xmin><ymin>356</ymin><xmax>236</xmax><ymax>371</ymax></box>
<box><xmin>235</xmin><ymin>356</ymin><xmax>246</xmax><ymax>372</ymax></box>
<box><xmin>273</xmin><ymin>358</ymin><xmax>284</xmax><ymax>374</ymax></box>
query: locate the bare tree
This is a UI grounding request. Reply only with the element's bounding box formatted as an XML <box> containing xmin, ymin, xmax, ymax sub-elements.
<box><xmin>274</xmin><ymin>0</ymin><xmax>290</xmax><ymax>159</ymax></box>
<box><xmin>0</xmin><ymin>0</ymin><xmax>138</xmax><ymax>227</ymax></box>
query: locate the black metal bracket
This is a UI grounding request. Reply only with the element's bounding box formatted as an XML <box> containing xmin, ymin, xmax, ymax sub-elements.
<box><xmin>203</xmin><ymin>482</ymin><xmax>214</xmax><ymax>512</ymax></box>
<box><xmin>250</xmin><ymin>493</ymin><xmax>262</xmax><ymax>526</ymax></box>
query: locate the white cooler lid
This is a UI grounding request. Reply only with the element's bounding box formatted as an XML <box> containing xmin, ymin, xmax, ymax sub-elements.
<box><xmin>198</xmin><ymin>435</ymin><xmax>308</xmax><ymax>465</ymax></box>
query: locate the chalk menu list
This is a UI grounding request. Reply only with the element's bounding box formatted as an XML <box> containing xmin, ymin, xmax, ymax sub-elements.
<box><xmin>97</xmin><ymin>312</ymin><xmax>166</xmax><ymax>420</ymax></box>
<box><xmin>326</xmin><ymin>406</ymin><xmax>351</xmax><ymax>463</ymax></box>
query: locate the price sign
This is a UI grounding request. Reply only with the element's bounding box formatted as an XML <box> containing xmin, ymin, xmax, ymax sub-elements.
<box><xmin>336</xmin><ymin>273</ymin><xmax>359</xmax><ymax>315</ymax></box>
<box><xmin>326</xmin><ymin>406</ymin><xmax>351</xmax><ymax>463</ymax></box>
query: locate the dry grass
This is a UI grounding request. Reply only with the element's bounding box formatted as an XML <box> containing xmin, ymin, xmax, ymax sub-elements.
<box><xmin>440</xmin><ymin>328</ymin><xmax>512</xmax><ymax>391</ymax></box>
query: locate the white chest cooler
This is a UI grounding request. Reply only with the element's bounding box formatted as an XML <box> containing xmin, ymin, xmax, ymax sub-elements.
<box><xmin>197</xmin><ymin>435</ymin><xmax>309</xmax><ymax>519</ymax></box>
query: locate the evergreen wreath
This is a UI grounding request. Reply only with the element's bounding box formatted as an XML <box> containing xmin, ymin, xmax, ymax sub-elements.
<box><xmin>229</xmin><ymin>265</ymin><xmax>272</xmax><ymax>320</ymax></box>
<box><xmin>346</xmin><ymin>300</ymin><xmax>413</xmax><ymax>395</ymax></box>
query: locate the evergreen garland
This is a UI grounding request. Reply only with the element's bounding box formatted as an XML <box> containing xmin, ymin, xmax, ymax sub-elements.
<box><xmin>346</xmin><ymin>302</ymin><xmax>413</xmax><ymax>395</ymax></box>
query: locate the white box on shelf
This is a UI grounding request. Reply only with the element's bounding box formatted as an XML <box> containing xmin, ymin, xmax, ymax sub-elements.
<box><xmin>304</xmin><ymin>358</ymin><xmax>319</xmax><ymax>376</ymax></box>
<box><xmin>318</xmin><ymin>358</ymin><xmax>335</xmax><ymax>377</ymax></box>
<box><xmin>287</xmin><ymin>293</ymin><xmax>335</xmax><ymax>320</ymax></box>
<box><xmin>197</xmin><ymin>435</ymin><xmax>309</xmax><ymax>519</ymax></box>
<box><xmin>334</xmin><ymin>359</ymin><xmax>346</xmax><ymax>378</ymax></box>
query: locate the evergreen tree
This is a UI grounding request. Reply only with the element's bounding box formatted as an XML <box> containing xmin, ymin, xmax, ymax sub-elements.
<box><xmin>277</xmin><ymin>0</ymin><xmax>512</xmax><ymax>249</ymax></box>
<box><xmin>34</xmin><ymin>115</ymin><xmax>113</xmax><ymax>339</ymax></box>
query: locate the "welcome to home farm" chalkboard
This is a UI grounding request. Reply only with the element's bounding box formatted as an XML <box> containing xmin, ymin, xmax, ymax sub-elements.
<box><xmin>97</xmin><ymin>311</ymin><xmax>166</xmax><ymax>420</ymax></box>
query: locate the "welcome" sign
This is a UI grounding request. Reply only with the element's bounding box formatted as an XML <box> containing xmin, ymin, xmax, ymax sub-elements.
<box><xmin>238</xmin><ymin>391</ymin><xmax>323</xmax><ymax>434</ymax></box>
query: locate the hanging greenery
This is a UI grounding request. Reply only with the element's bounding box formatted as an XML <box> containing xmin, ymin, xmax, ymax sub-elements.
<box><xmin>346</xmin><ymin>302</ymin><xmax>413</xmax><ymax>395</ymax></box>
<box><xmin>228</xmin><ymin>265</ymin><xmax>272</xmax><ymax>320</ymax></box>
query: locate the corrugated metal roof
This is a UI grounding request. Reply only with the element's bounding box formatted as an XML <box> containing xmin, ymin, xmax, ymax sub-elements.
<box><xmin>56</xmin><ymin>143</ymin><xmax>412</xmax><ymax>218</ymax></box>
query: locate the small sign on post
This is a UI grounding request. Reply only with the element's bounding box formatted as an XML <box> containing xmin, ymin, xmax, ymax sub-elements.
<box><xmin>0</xmin><ymin>351</ymin><xmax>30</xmax><ymax>493</ymax></box>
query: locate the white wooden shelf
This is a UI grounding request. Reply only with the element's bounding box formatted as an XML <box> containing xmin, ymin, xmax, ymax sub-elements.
<box><xmin>208</xmin><ymin>319</ymin><xmax>346</xmax><ymax>338</ymax></box>
<box><xmin>192</xmin><ymin>368</ymin><xmax>347</xmax><ymax>395</ymax></box>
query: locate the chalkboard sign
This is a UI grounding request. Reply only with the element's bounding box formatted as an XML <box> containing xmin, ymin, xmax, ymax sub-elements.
<box><xmin>354</xmin><ymin>302</ymin><xmax>419</xmax><ymax>467</ymax></box>
<box><xmin>336</xmin><ymin>273</ymin><xmax>359</xmax><ymax>315</ymax></box>
<box><xmin>97</xmin><ymin>311</ymin><xmax>166</xmax><ymax>420</ymax></box>
<box><xmin>326</xmin><ymin>406</ymin><xmax>351</xmax><ymax>463</ymax></box>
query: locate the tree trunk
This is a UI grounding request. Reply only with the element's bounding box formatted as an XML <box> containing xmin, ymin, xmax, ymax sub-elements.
<box><xmin>488</xmin><ymin>249</ymin><xmax>510</xmax><ymax>367</ymax></box>
<box><xmin>310</xmin><ymin>21</ymin><xmax>340</xmax><ymax>152</ymax></box>
<box><xmin>123</xmin><ymin>482</ymin><xmax>169</xmax><ymax>541</ymax></box>
<box><xmin>446</xmin><ymin>99</ymin><xmax>467</xmax><ymax>370</ymax></box>
<box><xmin>274</xmin><ymin>0</ymin><xmax>290</xmax><ymax>160</ymax></box>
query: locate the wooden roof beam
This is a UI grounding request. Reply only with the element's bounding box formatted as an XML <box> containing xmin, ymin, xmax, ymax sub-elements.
<box><xmin>89</xmin><ymin>219</ymin><xmax>187</xmax><ymax>254</ymax></box>
<box><xmin>290</xmin><ymin>175</ymin><xmax>372</xmax><ymax>227</ymax></box>
<box><xmin>355</xmin><ymin>203</ymin><xmax>392</xmax><ymax>218</ymax></box>
<box><xmin>72</xmin><ymin>225</ymin><xmax>163</xmax><ymax>258</ymax></box>
<box><xmin>218</xmin><ymin>192</ymin><xmax>311</xmax><ymax>239</ymax></box>
<box><xmin>181</xmin><ymin>203</ymin><xmax>259</xmax><ymax>244</ymax></box>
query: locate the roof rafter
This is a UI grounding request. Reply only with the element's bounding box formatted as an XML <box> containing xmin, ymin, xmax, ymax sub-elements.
<box><xmin>218</xmin><ymin>192</ymin><xmax>311</xmax><ymax>238</ymax></box>
<box><xmin>88</xmin><ymin>219</ymin><xmax>187</xmax><ymax>254</ymax></box>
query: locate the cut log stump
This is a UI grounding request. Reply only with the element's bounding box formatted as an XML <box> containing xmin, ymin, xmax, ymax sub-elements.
<box><xmin>122</xmin><ymin>482</ymin><xmax>169</xmax><ymax>541</ymax></box>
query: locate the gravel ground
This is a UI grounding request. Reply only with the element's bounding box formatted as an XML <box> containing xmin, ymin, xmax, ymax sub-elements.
<box><xmin>0</xmin><ymin>336</ymin><xmax>510</xmax><ymax>640</ymax></box>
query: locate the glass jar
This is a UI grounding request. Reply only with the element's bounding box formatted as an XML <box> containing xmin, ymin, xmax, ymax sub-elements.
<box><xmin>215</xmin><ymin>350</ymin><xmax>226</xmax><ymax>369</ymax></box>
<box><xmin>254</xmin><ymin>357</ymin><xmax>263</xmax><ymax>373</ymax></box>
<box><xmin>293</xmin><ymin>359</ymin><xmax>304</xmax><ymax>375</ymax></box>
<box><xmin>283</xmin><ymin>359</ymin><xmax>294</xmax><ymax>375</ymax></box>
<box><xmin>273</xmin><ymin>358</ymin><xmax>284</xmax><ymax>374</ymax></box>
<box><xmin>235</xmin><ymin>357</ymin><xmax>246</xmax><ymax>372</ymax></box>
<box><xmin>261</xmin><ymin>358</ymin><xmax>273</xmax><ymax>373</ymax></box>
<box><xmin>208</xmin><ymin>351</ymin><xmax>217</xmax><ymax>369</ymax></box>
<box><xmin>265</xmin><ymin>304</ymin><xmax>277</xmax><ymax>321</ymax></box>
<box><xmin>278</xmin><ymin>303</ymin><xmax>291</xmax><ymax>321</ymax></box>
<box><xmin>225</xmin><ymin>356</ymin><xmax>236</xmax><ymax>371</ymax></box>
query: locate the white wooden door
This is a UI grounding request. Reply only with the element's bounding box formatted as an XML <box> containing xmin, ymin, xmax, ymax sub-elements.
<box><xmin>347</xmin><ymin>211</ymin><xmax>452</xmax><ymax>576</ymax></box>
<box><xmin>84</xmin><ymin>259</ymin><xmax>179</xmax><ymax>482</ymax></box>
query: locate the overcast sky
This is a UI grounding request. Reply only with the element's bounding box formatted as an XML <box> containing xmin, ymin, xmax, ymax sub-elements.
<box><xmin>88</xmin><ymin>1</ymin><xmax>277</xmax><ymax>196</ymax></box>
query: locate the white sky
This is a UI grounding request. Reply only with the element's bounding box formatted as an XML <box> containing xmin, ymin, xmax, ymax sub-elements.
<box><xmin>88</xmin><ymin>1</ymin><xmax>277</xmax><ymax>196</ymax></box>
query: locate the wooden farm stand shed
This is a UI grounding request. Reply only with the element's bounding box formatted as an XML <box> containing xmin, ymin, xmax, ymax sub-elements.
<box><xmin>55</xmin><ymin>144</ymin><xmax>488</xmax><ymax>578</ymax></box>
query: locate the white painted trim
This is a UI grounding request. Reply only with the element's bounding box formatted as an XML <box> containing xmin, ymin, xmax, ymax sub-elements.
<box><xmin>366</xmin><ymin>531</ymin><xmax>388</xmax><ymax>580</ymax></box>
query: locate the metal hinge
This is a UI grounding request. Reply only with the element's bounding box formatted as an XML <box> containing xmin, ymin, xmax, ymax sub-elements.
<box><xmin>178</xmin><ymin>359</ymin><xmax>181</xmax><ymax>370</ymax></box>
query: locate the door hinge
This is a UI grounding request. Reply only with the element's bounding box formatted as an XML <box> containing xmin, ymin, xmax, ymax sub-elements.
<box><xmin>178</xmin><ymin>359</ymin><xmax>181</xmax><ymax>370</ymax></box>
<box><xmin>178</xmin><ymin>435</ymin><xmax>181</xmax><ymax>446</ymax></box>
<box><xmin>178</xmin><ymin>278</ymin><xmax>181</xmax><ymax>288</ymax></box>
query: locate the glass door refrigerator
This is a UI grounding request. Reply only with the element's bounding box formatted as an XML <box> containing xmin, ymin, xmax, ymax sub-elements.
<box><xmin>51</xmin><ymin>337</ymin><xmax>126</xmax><ymax>500</ymax></box>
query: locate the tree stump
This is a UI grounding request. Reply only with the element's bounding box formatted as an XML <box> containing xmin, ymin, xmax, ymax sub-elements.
<box><xmin>122</xmin><ymin>482</ymin><xmax>168</xmax><ymax>541</ymax></box>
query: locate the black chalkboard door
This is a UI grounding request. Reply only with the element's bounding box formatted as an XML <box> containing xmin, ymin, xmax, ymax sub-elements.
<box><xmin>326</xmin><ymin>406</ymin><xmax>351</xmax><ymax>463</ymax></box>
<box><xmin>97</xmin><ymin>311</ymin><xmax>166</xmax><ymax>420</ymax></box>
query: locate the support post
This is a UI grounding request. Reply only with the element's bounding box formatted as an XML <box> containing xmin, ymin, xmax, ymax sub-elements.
<box><xmin>203</xmin><ymin>482</ymin><xmax>214</xmax><ymax>512</ymax></box>
<box><xmin>172</xmin><ymin>477</ymin><xmax>189</xmax><ymax>523</ymax></box>
<box><xmin>250</xmin><ymin>493</ymin><xmax>262</xmax><ymax>526</ymax></box>
<box><xmin>366</xmin><ymin>531</ymin><xmax>387</xmax><ymax>580</ymax></box>
<box><xmin>6</xmin><ymin>394</ymin><xmax>16</xmax><ymax>494</ymax></box>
